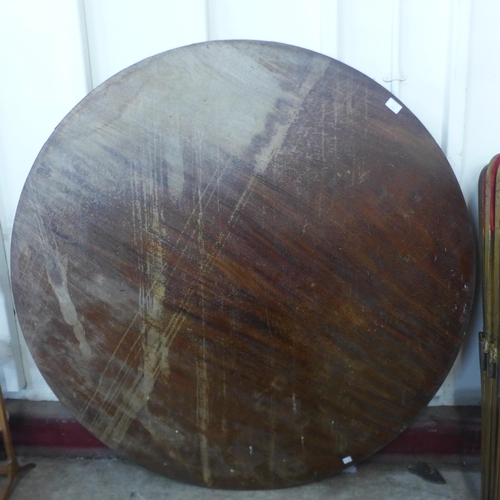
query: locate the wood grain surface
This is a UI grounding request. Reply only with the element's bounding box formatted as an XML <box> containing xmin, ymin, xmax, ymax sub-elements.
<box><xmin>11</xmin><ymin>41</ymin><xmax>476</xmax><ymax>489</ymax></box>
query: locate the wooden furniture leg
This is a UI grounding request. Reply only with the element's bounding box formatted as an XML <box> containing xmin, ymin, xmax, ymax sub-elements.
<box><xmin>0</xmin><ymin>386</ymin><xmax>35</xmax><ymax>500</ymax></box>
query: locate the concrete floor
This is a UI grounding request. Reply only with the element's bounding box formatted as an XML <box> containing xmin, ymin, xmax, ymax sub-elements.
<box><xmin>5</xmin><ymin>455</ymin><xmax>480</xmax><ymax>500</ymax></box>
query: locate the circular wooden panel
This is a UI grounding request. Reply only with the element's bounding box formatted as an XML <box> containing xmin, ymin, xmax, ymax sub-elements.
<box><xmin>11</xmin><ymin>41</ymin><xmax>475</xmax><ymax>489</ymax></box>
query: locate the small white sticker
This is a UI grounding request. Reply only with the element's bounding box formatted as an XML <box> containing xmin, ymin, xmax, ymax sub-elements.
<box><xmin>385</xmin><ymin>97</ymin><xmax>402</xmax><ymax>114</ymax></box>
<box><xmin>342</xmin><ymin>456</ymin><xmax>353</xmax><ymax>465</ymax></box>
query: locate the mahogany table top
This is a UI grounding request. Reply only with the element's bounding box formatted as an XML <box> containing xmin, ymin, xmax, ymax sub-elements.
<box><xmin>11</xmin><ymin>41</ymin><xmax>475</xmax><ymax>489</ymax></box>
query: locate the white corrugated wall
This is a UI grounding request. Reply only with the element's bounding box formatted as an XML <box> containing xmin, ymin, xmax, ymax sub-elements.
<box><xmin>0</xmin><ymin>0</ymin><xmax>497</xmax><ymax>403</ymax></box>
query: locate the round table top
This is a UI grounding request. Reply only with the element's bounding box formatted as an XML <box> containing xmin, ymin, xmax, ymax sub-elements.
<box><xmin>11</xmin><ymin>41</ymin><xmax>475</xmax><ymax>489</ymax></box>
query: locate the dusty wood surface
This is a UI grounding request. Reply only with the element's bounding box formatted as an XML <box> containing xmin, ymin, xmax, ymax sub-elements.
<box><xmin>11</xmin><ymin>41</ymin><xmax>476</xmax><ymax>489</ymax></box>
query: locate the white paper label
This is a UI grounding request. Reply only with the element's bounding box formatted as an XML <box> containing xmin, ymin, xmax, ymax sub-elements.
<box><xmin>386</xmin><ymin>98</ymin><xmax>403</xmax><ymax>114</ymax></box>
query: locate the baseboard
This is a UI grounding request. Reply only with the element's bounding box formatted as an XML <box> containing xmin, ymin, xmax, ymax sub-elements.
<box><xmin>3</xmin><ymin>400</ymin><xmax>480</xmax><ymax>458</ymax></box>
<box><xmin>382</xmin><ymin>406</ymin><xmax>480</xmax><ymax>455</ymax></box>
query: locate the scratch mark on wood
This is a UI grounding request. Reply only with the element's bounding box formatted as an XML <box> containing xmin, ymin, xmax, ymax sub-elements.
<box><xmin>358</xmin><ymin>170</ymin><xmax>371</xmax><ymax>184</ymax></box>
<box><xmin>46</xmin><ymin>252</ymin><xmax>91</xmax><ymax>359</ymax></box>
<box><xmin>197</xmin><ymin>339</ymin><xmax>212</xmax><ymax>485</ymax></box>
